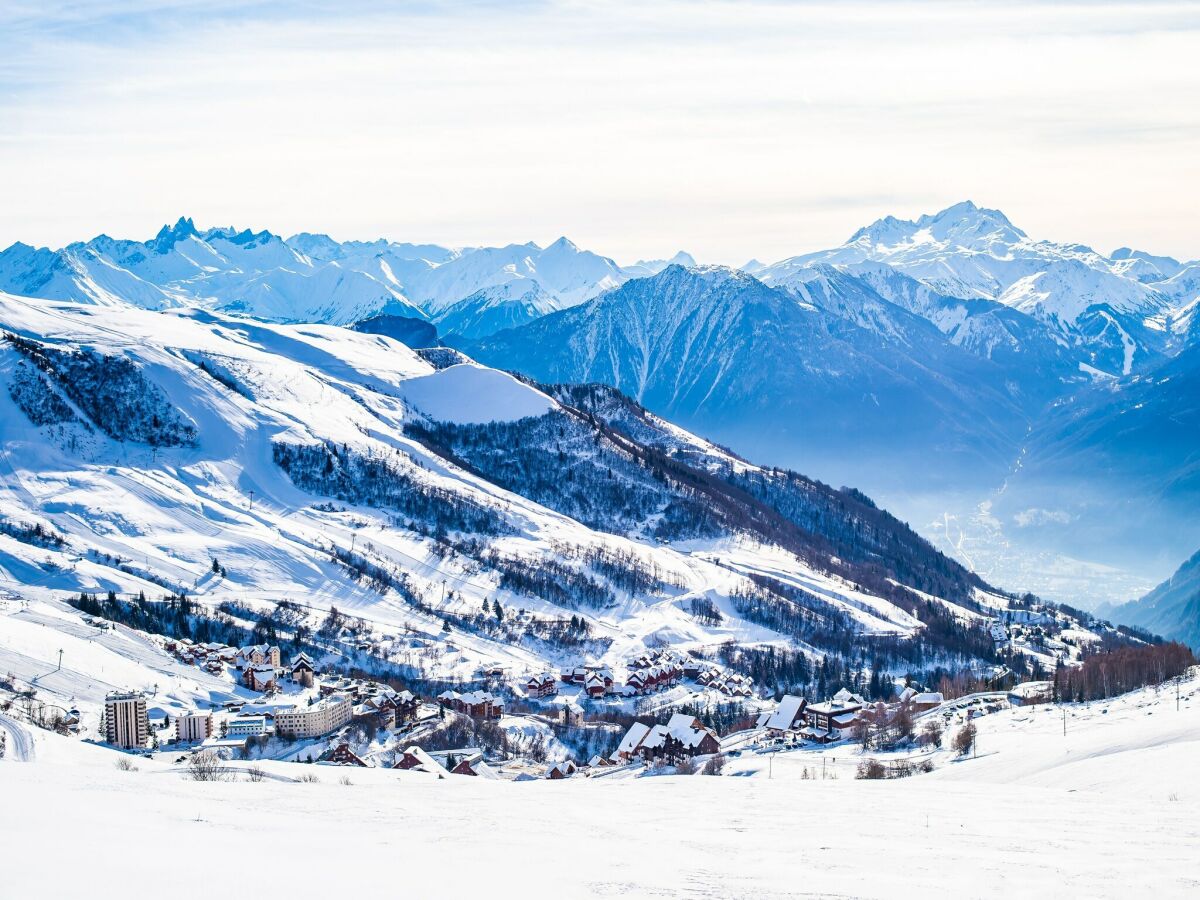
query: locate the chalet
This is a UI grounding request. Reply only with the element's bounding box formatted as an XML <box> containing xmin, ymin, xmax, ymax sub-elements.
<box><xmin>235</xmin><ymin>644</ymin><xmax>281</xmax><ymax>670</ymax></box>
<box><xmin>394</xmin><ymin>690</ymin><xmax>420</xmax><ymax>724</ymax></box>
<box><xmin>289</xmin><ymin>653</ymin><xmax>316</xmax><ymax>688</ymax></box>
<box><xmin>546</xmin><ymin>760</ymin><xmax>578</xmax><ymax>780</ymax></box>
<box><xmin>759</xmin><ymin>695</ymin><xmax>807</xmax><ymax>735</ymax></box>
<box><xmin>437</xmin><ymin>690</ymin><xmax>503</xmax><ymax>720</ymax></box>
<box><xmin>615</xmin><ymin>713</ymin><xmax>721</xmax><ymax>763</ymax></box>
<box><xmin>910</xmin><ymin>692</ymin><xmax>944</xmax><ymax>713</ymax></box>
<box><xmin>243</xmin><ymin>664</ymin><xmax>278</xmax><ymax>693</ymax></box>
<box><xmin>613</xmin><ymin>721</ymin><xmax>652</xmax><ymax>762</ymax></box>
<box><xmin>524</xmin><ymin>673</ymin><xmax>558</xmax><ymax>698</ymax></box>
<box><xmin>393</xmin><ymin>746</ymin><xmax>448</xmax><ymax>778</ymax></box>
<box><xmin>320</xmin><ymin>677</ymin><xmax>356</xmax><ymax>698</ymax></box>
<box><xmin>563</xmin><ymin>665</ymin><xmax>615</xmax><ymax>692</ymax></box>
<box><xmin>1008</xmin><ymin>681</ymin><xmax>1051</xmax><ymax>707</ymax></box>
<box><xmin>320</xmin><ymin>743</ymin><xmax>369</xmax><ymax>767</ymax></box>
<box><xmin>451</xmin><ymin>757</ymin><xmax>499</xmax><ymax>779</ymax></box>
<box><xmin>584</xmin><ymin>672</ymin><xmax>609</xmax><ymax>699</ymax></box>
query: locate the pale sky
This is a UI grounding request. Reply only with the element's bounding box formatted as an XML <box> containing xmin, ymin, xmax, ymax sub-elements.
<box><xmin>0</xmin><ymin>1</ymin><xmax>1197</xmax><ymax>265</ymax></box>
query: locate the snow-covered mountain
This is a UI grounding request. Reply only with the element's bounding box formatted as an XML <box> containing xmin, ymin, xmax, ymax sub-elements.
<box><xmin>2</xmin><ymin>205</ymin><xmax>1196</xmax><ymax>607</ymax></box>
<box><xmin>432</xmin><ymin>280</ymin><xmax>562</xmax><ymax>339</ymax></box>
<box><xmin>461</xmin><ymin>264</ymin><xmax>1031</xmax><ymax>495</ymax></box>
<box><xmin>0</xmin><ymin>222</ymin><xmax>629</xmax><ymax>328</ymax></box>
<box><xmin>0</xmin><ymin>291</ymin><xmax>1028</xmax><ymax>689</ymax></box>
<box><xmin>755</xmin><ymin>201</ymin><xmax>1187</xmax><ymax>376</ymax></box>
<box><xmin>1107</xmin><ymin>549</ymin><xmax>1200</xmax><ymax>649</ymax></box>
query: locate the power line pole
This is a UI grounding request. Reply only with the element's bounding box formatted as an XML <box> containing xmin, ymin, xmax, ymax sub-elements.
<box><xmin>248</xmin><ymin>490</ymin><xmax>256</xmax><ymax>511</ymax></box>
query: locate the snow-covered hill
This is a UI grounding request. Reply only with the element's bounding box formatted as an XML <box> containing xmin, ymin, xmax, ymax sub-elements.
<box><xmin>0</xmin><ymin>292</ymin><xmax>1029</xmax><ymax>693</ymax></box>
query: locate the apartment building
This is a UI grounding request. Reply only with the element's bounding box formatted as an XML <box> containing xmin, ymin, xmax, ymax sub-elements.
<box><xmin>273</xmin><ymin>693</ymin><xmax>352</xmax><ymax>740</ymax></box>
<box><xmin>175</xmin><ymin>710</ymin><xmax>213</xmax><ymax>743</ymax></box>
<box><xmin>104</xmin><ymin>691</ymin><xmax>148</xmax><ymax>749</ymax></box>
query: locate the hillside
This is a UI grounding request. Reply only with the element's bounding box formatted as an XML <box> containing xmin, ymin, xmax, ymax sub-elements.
<box><xmin>0</xmin><ymin>291</ymin><xmax>1060</xmax><ymax>697</ymax></box>
<box><xmin>3</xmin><ymin>204</ymin><xmax>1198</xmax><ymax>608</ymax></box>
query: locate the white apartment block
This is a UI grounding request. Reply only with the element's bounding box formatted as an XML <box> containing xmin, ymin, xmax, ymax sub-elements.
<box><xmin>273</xmin><ymin>694</ymin><xmax>352</xmax><ymax>739</ymax></box>
<box><xmin>175</xmin><ymin>711</ymin><xmax>213</xmax><ymax>743</ymax></box>
<box><xmin>104</xmin><ymin>691</ymin><xmax>148</xmax><ymax>749</ymax></box>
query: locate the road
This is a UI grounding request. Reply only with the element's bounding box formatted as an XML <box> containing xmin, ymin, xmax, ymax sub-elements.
<box><xmin>0</xmin><ymin>713</ymin><xmax>36</xmax><ymax>762</ymax></box>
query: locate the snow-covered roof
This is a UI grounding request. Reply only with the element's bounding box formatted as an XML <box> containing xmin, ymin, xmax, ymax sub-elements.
<box><xmin>399</xmin><ymin>746</ymin><xmax>448</xmax><ymax>778</ymax></box>
<box><xmin>764</xmin><ymin>695</ymin><xmax>805</xmax><ymax>731</ymax></box>
<box><xmin>616</xmin><ymin>721</ymin><xmax>651</xmax><ymax>756</ymax></box>
<box><xmin>471</xmin><ymin>761</ymin><xmax>500</xmax><ymax>780</ymax></box>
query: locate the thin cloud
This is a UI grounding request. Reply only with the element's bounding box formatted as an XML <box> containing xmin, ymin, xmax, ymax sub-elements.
<box><xmin>0</xmin><ymin>1</ymin><xmax>1197</xmax><ymax>263</ymax></box>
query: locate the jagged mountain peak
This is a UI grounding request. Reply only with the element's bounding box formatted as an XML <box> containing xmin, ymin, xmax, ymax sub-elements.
<box><xmin>149</xmin><ymin>216</ymin><xmax>199</xmax><ymax>253</ymax></box>
<box><xmin>850</xmin><ymin>200</ymin><xmax>1025</xmax><ymax>248</ymax></box>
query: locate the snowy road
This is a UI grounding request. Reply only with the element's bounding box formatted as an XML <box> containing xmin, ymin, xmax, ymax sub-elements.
<box><xmin>0</xmin><ymin>713</ymin><xmax>35</xmax><ymax>762</ymax></box>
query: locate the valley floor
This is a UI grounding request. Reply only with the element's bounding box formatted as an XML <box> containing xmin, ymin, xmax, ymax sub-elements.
<box><xmin>4</xmin><ymin>679</ymin><xmax>1200</xmax><ymax>899</ymax></box>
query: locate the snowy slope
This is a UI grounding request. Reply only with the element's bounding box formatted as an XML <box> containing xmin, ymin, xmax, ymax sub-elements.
<box><xmin>2</xmin><ymin>670</ymin><xmax>1198</xmax><ymax>899</ymax></box>
<box><xmin>0</xmin><ymin>292</ymin><xmax>1013</xmax><ymax>697</ymax></box>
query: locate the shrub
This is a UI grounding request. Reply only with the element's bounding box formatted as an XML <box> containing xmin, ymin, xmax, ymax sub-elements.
<box><xmin>953</xmin><ymin>722</ymin><xmax>977</xmax><ymax>756</ymax></box>
<box><xmin>856</xmin><ymin>759</ymin><xmax>887</xmax><ymax>780</ymax></box>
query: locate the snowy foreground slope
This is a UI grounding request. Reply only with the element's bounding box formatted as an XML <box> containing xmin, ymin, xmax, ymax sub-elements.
<box><xmin>2</xmin><ymin>673</ymin><xmax>1198</xmax><ymax>899</ymax></box>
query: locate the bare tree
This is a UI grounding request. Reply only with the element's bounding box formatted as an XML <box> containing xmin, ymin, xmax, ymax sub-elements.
<box><xmin>702</xmin><ymin>754</ymin><xmax>725</xmax><ymax>776</ymax></box>
<box><xmin>245</xmin><ymin>764</ymin><xmax>266</xmax><ymax>783</ymax></box>
<box><xmin>114</xmin><ymin>756</ymin><xmax>138</xmax><ymax>772</ymax></box>
<box><xmin>186</xmin><ymin>749</ymin><xmax>232</xmax><ymax>782</ymax></box>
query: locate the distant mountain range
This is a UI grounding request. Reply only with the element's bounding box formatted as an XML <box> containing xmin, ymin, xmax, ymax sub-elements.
<box><xmin>1105</xmin><ymin>549</ymin><xmax>1200</xmax><ymax>649</ymax></box>
<box><xmin>2</xmin><ymin>202</ymin><xmax>1197</xmax><ymax>611</ymax></box>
